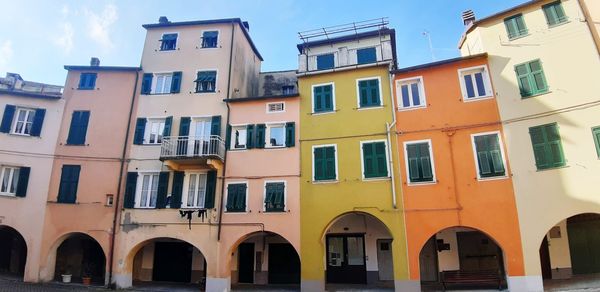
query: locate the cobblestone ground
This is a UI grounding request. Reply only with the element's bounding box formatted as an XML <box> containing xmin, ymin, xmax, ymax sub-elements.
<box><xmin>0</xmin><ymin>275</ymin><xmax>108</xmax><ymax>292</ymax></box>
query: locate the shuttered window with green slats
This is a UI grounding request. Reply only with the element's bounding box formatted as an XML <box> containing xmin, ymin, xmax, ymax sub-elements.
<box><xmin>313</xmin><ymin>146</ymin><xmax>337</xmax><ymax>181</ymax></box>
<box><xmin>593</xmin><ymin>127</ymin><xmax>600</xmax><ymax>159</ymax></box>
<box><xmin>504</xmin><ymin>14</ymin><xmax>528</xmax><ymax>39</ymax></box>
<box><xmin>358</xmin><ymin>78</ymin><xmax>381</xmax><ymax>108</ymax></box>
<box><xmin>529</xmin><ymin>123</ymin><xmax>566</xmax><ymax>170</ymax></box>
<box><xmin>313</xmin><ymin>84</ymin><xmax>334</xmax><ymax>113</ymax></box>
<box><xmin>264</xmin><ymin>182</ymin><xmax>285</xmax><ymax>212</ymax></box>
<box><xmin>543</xmin><ymin>1</ymin><xmax>568</xmax><ymax>27</ymax></box>
<box><xmin>406</xmin><ymin>142</ymin><xmax>434</xmax><ymax>183</ymax></box>
<box><xmin>362</xmin><ymin>141</ymin><xmax>388</xmax><ymax>179</ymax></box>
<box><xmin>473</xmin><ymin>134</ymin><xmax>506</xmax><ymax>178</ymax></box>
<box><xmin>515</xmin><ymin>60</ymin><xmax>548</xmax><ymax>98</ymax></box>
<box><xmin>226</xmin><ymin>183</ymin><xmax>247</xmax><ymax>212</ymax></box>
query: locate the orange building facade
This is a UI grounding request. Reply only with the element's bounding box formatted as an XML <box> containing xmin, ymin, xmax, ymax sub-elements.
<box><xmin>392</xmin><ymin>54</ymin><xmax>528</xmax><ymax>291</ymax></box>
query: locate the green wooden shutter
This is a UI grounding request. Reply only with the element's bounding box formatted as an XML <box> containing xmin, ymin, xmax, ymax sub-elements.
<box><xmin>529</xmin><ymin>124</ymin><xmax>565</xmax><ymax>170</ymax></box>
<box><xmin>363</xmin><ymin>143</ymin><xmax>375</xmax><ymax>178</ymax></box>
<box><xmin>236</xmin><ymin>184</ymin><xmax>247</xmax><ymax>211</ymax></box>
<box><xmin>419</xmin><ymin>144</ymin><xmax>433</xmax><ymax>180</ymax></box>
<box><xmin>313</xmin><ymin>86</ymin><xmax>323</xmax><ymax>112</ymax></box>
<box><xmin>359</xmin><ymin>80</ymin><xmax>369</xmax><ymax>107</ymax></box>
<box><xmin>15</xmin><ymin>167</ymin><xmax>30</xmax><ymax>197</ymax></box>
<box><xmin>529</xmin><ymin>126</ymin><xmax>549</xmax><ymax>169</ymax></box>
<box><xmin>155</xmin><ymin>171</ymin><xmax>170</xmax><ymax>209</ymax></box>
<box><xmin>30</xmin><ymin>108</ymin><xmax>45</xmax><ymax>137</ymax></box>
<box><xmin>123</xmin><ymin>172</ymin><xmax>137</xmax><ymax>208</ymax></box>
<box><xmin>255</xmin><ymin>124</ymin><xmax>266</xmax><ymax>148</ymax></box>
<box><xmin>133</xmin><ymin>118</ymin><xmax>146</xmax><ymax>145</ymax></box>
<box><xmin>179</xmin><ymin>117</ymin><xmax>191</xmax><ymax>136</ymax></box>
<box><xmin>593</xmin><ymin>127</ymin><xmax>600</xmax><ymax>158</ymax></box>
<box><xmin>163</xmin><ymin>116</ymin><xmax>173</xmax><ymax>137</ymax></box>
<box><xmin>475</xmin><ymin>136</ymin><xmax>492</xmax><ymax>176</ymax></box>
<box><xmin>170</xmin><ymin>171</ymin><xmax>184</xmax><ymax>209</ymax></box>
<box><xmin>246</xmin><ymin>125</ymin><xmax>255</xmax><ymax>149</ymax></box>
<box><xmin>504</xmin><ymin>18</ymin><xmax>518</xmax><ymax>39</ymax></box>
<box><xmin>141</xmin><ymin>73</ymin><xmax>153</xmax><ymax>94</ymax></box>
<box><xmin>225</xmin><ymin>125</ymin><xmax>232</xmax><ymax>150</ymax></box>
<box><xmin>285</xmin><ymin>122</ymin><xmax>295</xmax><ymax>147</ymax></box>
<box><xmin>265</xmin><ymin>182</ymin><xmax>285</xmax><ymax>212</ymax></box>
<box><xmin>406</xmin><ymin>143</ymin><xmax>433</xmax><ymax>182</ymax></box>
<box><xmin>325</xmin><ymin>146</ymin><xmax>336</xmax><ymax>180</ymax></box>
<box><xmin>211</xmin><ymin>116</ymin><xmax>221</xmax><ymax>136</ymax></box>
<box><xmin>170</xmin><ymin>71</ymin><xmax>182</xmax><ymax>93</ymax></box>
<box><xmin>545</xmin><ymin>124</ymin><xmax>565</xmax><ymax>167</ymax></box>
<box><xmin>374</xmin><ymin>142</ymin><xmax>388</xmax><ymax>177</ymax></box>
<box><xmin>0</xmin><ymin>104</ymin><xmax>16</xmax><ymax>133</ymax></box>
<box><xmin>314</xmin><ymin>85</ymin><xmax>333</xmax><ymax>112</ymax></box>
<box><xmin>362</xmin><ymin>142</ymin><xmax>388</xmax><ymax>178</ymax></box>
<box><xmin>204</xmin><ymin>170</ymin><xmax>217</xmax><ymax>209</ymax></box>
<box><xmin>314</xmin><ymin>147</ymin><xmax>325</xmax><ymax>181</ymax></box>
<box><xmin>226</xmin><ymin>183</ymin><xmax>246</xmax><ymax>212</ymax></box>
<box><xmin>543</xmin><ymin>1</ymin><xmax>567</xmax><ymax>26</ymax></box>
<box><xmin>57</xmin><ymin>165</ymin><xmax>80</xmax><ymax>204</ymax></box>
<box><xmin>475</xmin><ymin>135</ymin><xmax>505</xmax><ymax>177</ymax></box>
<box><xmin>515</xmin><ymin>64</ymin><xmax>533</xmax><ymax>97</ymax></box>
<box><xmin>529</xmin><ymin>60</ymin><xmax>548</xmax><ymax>93</ymax></box>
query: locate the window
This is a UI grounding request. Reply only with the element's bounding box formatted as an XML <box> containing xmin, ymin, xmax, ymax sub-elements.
<box><xmin>317</xmin><ymin>54</ymin><xmax>335</xmax><ymax>70</ymax></box>
<box><xmin>0</xmin><ymin>166</ymin><xmax>19</xmax><ymax>195</ymax></box>
<box><xmin>592</xmin><ymin>127</ymin><xmax>600</xmax><ymax>158</ymax></box>
<box><xmin>361</xmin><ymin>141</ymin><xmax>389</xmax><ymax>179</ymax></box>
<box><xmin>515</xmin><ymin>60</ymin><xmax>548</xmax><ymax>98</ymax></box>
<box><xmin>543</xmin><ymin>1</ymin><xmax>568</xmax><ymax>26</ymax></box>
<box><xmin>184</xmin><ymin>173</ymin><xmax>207</xmax><ymax>208</ymax></box>
<box><xmin>459</xmin><ymin>66</ymin><xmax>493</xmax><ymax>100</ymax></box>
<box><xmin>404</xmin><ymin>141</ymin><xmax>434</xmax><ymax>183</ymax></box>
<box><xmin>66</xmin><ymin>111</ymin><xmax>90</xmax><ymax>145</ymax></box>
<box><xmin>231</xmin><ymin>126</ymin><xmax>247</xmax><ymax>149</ymax></box>
<box><xmin>153</xmin><ymin>73</ymin><xmax>173</xmax><ymax>94</ymax></box>
<box><xmin>529</xmin><ymin>123</ymin><xmax>565</xmax><ymax>170</ymax></box>
<box><xmin>78</xmin><ymin>73</ymin><xmax>97</xmax><ymax>90</ymax></box>
<box><xmin>267</xmin><ymin>102</ymin><xmax>285</xmax><ymax>113</ymax></box>
<box><xmin>472</xmin><ymin>133</ymin><xmax>506</xmax><ymax>178</ymax></box>
<box><xmin>137</xmin><ymin>173</ymin><xmax>159</xmax><ymax>208</ymax></box>
<box><xmin>201</xmin><ymin>31</ymin><xmax>218</xmax><ymax>48</ymax></box>
<box><xmin>313</xmin><ymin>145</ymin><xmax>337</xmax><ymax>181</ymax></box>
<box><xmin>226</xmin><ymin>183</ymin><xmax>247</xmax><ymax>212</ymax></box>
<box><xmin>195</xmin><ymin>71</ymin><xmax>217</xmax><ymax>93</ymax></box>
<box><xmin>313</xmin><ymin>84</ymin><xmax>334</xmax><ymax>113</ymax></box>
<box><xmin>160</xmin><ymin>33</ymin><xmax>177</xmax><ymax>51</ymax></box>
<box><xmin>504</xmin><ymin>14</ymin><xmax>528</xmax><ymax>39</ymax></box>
<box><xmin>57</xmin><ymin>165</ymin><xmax>81</xmax><ymax>204</ymax></box>
<box><xmin>145</xmin><ymin>118</ymin><xmax>165</xmax><ymax>144</ymax></box>
<box><xmin>264</xmin><ymin>182</ymin><xmax>285</xmax><ymax>212</ymax></box>
<box><xmin>397</xmin><ymin>77</ymin><xmax>426</xmax><ymax>109</ymax></box>
<box><xmin>266</xmin><ymin>124</ymin><xmax>285</xmax><ymax>148</ymax></box>
<box><xmin>141</xmin><ymin>72</ymin><xmax>181</xmax><ymax>95</ymax></box>
<box><xmin>12</xmin><ymin>108</ymin><xmax>35</xmax><ymax>135</ymax></box>
<box><xmin>357</xmin><ymin>47</ymin><xmax>377</xmax><ymax>64</ymax></box>
<box><xmin>357</xmin><ymin>78</ymin><xmax>381</xmax><ymax>108</ymax></box>
<box><xmin>282</xmin><ymin>86</ymin><xmax>294</xmax><ymax>95</ymax></box>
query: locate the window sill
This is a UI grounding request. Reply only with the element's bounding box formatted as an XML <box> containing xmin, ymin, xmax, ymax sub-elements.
<box><xmin>77</xmin><ymin>87</ymin><xmax>96</xmax><ymax>90</ymax></box>
<box><xmin>548</xmin><ymin>20</ymin><xmax>569</xmax><ymax>29</ymax></box>
<box><xmin>139</xmin><ymin>143</ymin><xmax>161</xmax><ymax>146</ymax></box>
<box><xmin>508</xmin><ymin>33</ymin><xmax>530</xmax><ymax>41</ymax></box>
<box><xmin>0</xmin><ymin>193</ymin><xmax>17</xmax><ymax>199</ymax></box>
<box><xmin>312</xmin><ymin>180</ymin><xmax>339</xmax><ymax>184</ymax></box>
<box><xmin>260</xmin><ymin>210</ymin><xmax>289</xmax><ymax>214</ymax></box>
<box><xmin>146</xmin><ymin>93</ymin><xmax>176</xmax><ymax>96</ymax></box>
<box><xmin>363</xmin><ymin>177</ymin><xmax>391</xmax><ymax>182</ymax></box>
<box><xmin>521</xmin><ymin>90</ymin><xmax>551</xmax><ymax>99</ymax></box>
<box><xmin>9</xmin><ymin>133</ymin><xmax>33</xmax><ymax>137</ymax></box>
<box><xmin>229</xmin><ymin>148</ymin><xmax>248</xmax><ymax>151</ymax></box>
<box><xmin>64</xmin><ymin>143</ymin><xmax>87</xmax><ymax>146</ymax></box>
<box><xmin>265</xmin><ymin>146</ymin><xmax>286</xmax><ymax>150</ymax></box>
<box><xmin>407</xmin><ymin>180</ymin><xmax>436</xmax><ymax>186</ymax></box>
<box><xmin>357</xmin><ymin>105</ymin><xmax>384</xmax><ymax>111</ymax></box>
<box><xmin>462</xmin><ymin>95</ymin><xmax>494</xmax><ymax>103</ymax></box>
<box><xmin>397</xmin><ymin>105</ymin><xmax>426</xmax><ymax>112</ymax></box>
<box><xmin>476</xmin><ymin>175</ymin><xmax>509</xmax><ymax>182</ymax></box>
<box><xmin>536</xmin><ymin>165</ymin><xmax>569</xmax><ymax>172</ymax></box>
<box><xmin>194</xmin><ymin>91</ymin><xmax>217</xmax><ymax>94</ymax></box>
<box><xmin>311</xmin><ymin>110</ymin><xmax>336</xmax><ymax>116</ymax></box>
<box><xmin>198</xmin><ymin>46</ymin><xmax>219</xmax><ymax>49</ymax></box>
<box><xmin>158</xmin><ymin>48</ymin><xmax>178</xmax><ymax>52</ymax></box>
<box><xmin>225</xmin><ymin>210</ymin><xmax>249</xmax><ymax>214</ymax></box>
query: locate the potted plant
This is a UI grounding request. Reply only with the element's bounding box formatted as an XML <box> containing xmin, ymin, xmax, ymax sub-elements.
<box><xmin>82</xmin><ymin>262</ymin><xmax>94</xmax><ymax>285</ymax></box>
<box><xmin>61</xmin><ymin>266</ymin><xmax>72</xmax><ymax>283</ymax></box>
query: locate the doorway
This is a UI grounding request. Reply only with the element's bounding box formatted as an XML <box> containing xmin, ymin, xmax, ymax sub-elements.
<box><xmin>268</xmin><ymin>243</ymin><xmax>300</xmax><ymax>284</ymax></box>
<box><xmin>376</xmin><ymin>239</ymin><xmax>394</xmax><ymax>281</ymax></box>
<box><xmin>238</xmin><ymin>242</ymin><xmax>254</xmax><ymax>283</ymax></box>
<box><xmin>539</xmin><ymin>236</ymin><xmax>552</xmax><ymax>279</ymax></box>
<box><xmin>326</xmin><ymin>234</ymin><xmax>366</xmax><ymax>284</ymax></box>
<box><xmin>152</xmin><ymin>242</ymin><xmax>192</xmax><ymax>282</ymax></box>
<box><xmin>419</xmin><ymin>236</ymin><xmax>438</xmax><ymax>282</ymax></box>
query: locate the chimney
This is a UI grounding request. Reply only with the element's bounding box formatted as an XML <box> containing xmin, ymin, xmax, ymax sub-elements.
<box><xmin>462</xmin><ymin>10</ymin><xmax>476</xmax><ymax>26</ymax></box>
<box><xmin>158</xmin><ymin>16</ymin><xmax>169</xmax><ymax>24</ymax></box>
<box><xmin>242</xmin><ymin>21</ymin><xmax>249</xmax><ymax>31</ymax></box>
<box><xmin>90</xmin><ymin>57</ymin><xmax>100</xmax><ymax>67</ymax></box>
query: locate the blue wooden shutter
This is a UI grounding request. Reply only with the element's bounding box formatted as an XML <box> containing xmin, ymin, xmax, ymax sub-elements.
<box><xmin>204</xmin><ymin>170</ymin><xmax>217</xmax><ymax>208</ymax></box>
<box><xmin>177</xmin><ymin>117</ymin><xmax>191</xmax><ymax>155</ymax></box>
<box><xmin>246</xmin><ymin>125</ymin><xmax>255</xmax><ymax>149</ymax></box>
<box><xmin>30</xmin><ymin>108</ymin><xmax>45</xmax><ymax>137</ymax></box>
<box><xmin>285</xmin><ymin>122</ymin><xmax>295</xmax><ymax>147</ymax></box>
<box><xmin>133</xmin><ymin>118</ymin><xmax>146</xmax><ymax>145</ymax></box>
<box><xmin>225</xmin><ymin>125</ymin><xmax>232</xmax><ymax>150</ymax></box>
<box><xmin>0</xmin><ymin>104</ymin><xmax>15</xmax><ymax>133</ymax></box>
<box><xmin>57</xmin><ymin>165</ymin><xmax>80</xmax><ymax>203</ymax></box>
<box><xmin>226</xmin><ymin>184</ymin><xmax>236</xmax><ymax>211</ymax></box>
<box><xmin>155</xmin><ymin>171</ymin><xmax>170</xmax><ymax>209</ymax></box>
<box><xmin>123</xmin><ymin>172</ymin><xmax>137</xmax><ymax>208</ymax></box>
<box><xmin>67</xmin><ymin>111</ymin><xmax>90</xmax><ymax>145</ymax></box>
<box><xmin>211</xmin><ymin>116</ymin><xmax>221</xmax><ymax>136</ymax></box>
<box><xmin>163</xmin><ymin>116</ymin><xmax>173</xmax><ymax>137</ymax></box>
<box><xmin>141</xmin><ymin>73</ymin><xmax>153</xmax><ymax>94</ymax></box>
<box><xmin>15</xmin><ymin>167</ymin><xmax>30</xmax><ymax>197</ymax></box>
<box><xmin>67</xmin><ymin>111</ymin><xmax>81</xmax><ymax>144</ymax></box>
<box><xmin>170</xmin><ymin>71</ymin><xmax>182</xmax><ymax>93</ymax></box>
<box><xmin>170</xmin><ymin>171</ymin><xmax>184</xmax><ymax>209</ymax></box>
<box><xmin>357</xmin><ymin>47</ymin><xmax>376</xmax><ymax>64</ymax></box>
<box><xmin>255</xmin><ymin>124</ymin><xmax>266</xmax><ymax>148</ymax></box>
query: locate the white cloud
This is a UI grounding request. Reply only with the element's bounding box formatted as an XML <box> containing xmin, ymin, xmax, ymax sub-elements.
<box><xmin>84</xmin><ymin>4</ymin><xmax>118</xmax><ymax>51</ymax></box>
<box><xmin>0</xmin><ymin>40</ymin><xmax>14</xmax><ymax>73</ymax></box>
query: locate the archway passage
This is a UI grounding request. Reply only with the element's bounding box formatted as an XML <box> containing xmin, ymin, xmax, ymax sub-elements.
<box><xmin>419</xmin><ymin>227</ymin><xmax>506</xmax><ymax>291</ymax></box>
<box><xmin>540</xmin><ymin>213</ymin><xmax>600</xmax><ymax>289</ymax></box>
<box><xmin>231</xmin><ymin>232</ymin><xmax>300</xmax><ymax>288</ymax></box>
<box><xmin>132</xmin><ymin>238</ymin><xmax>205</xmax><ymax>289</ymax></box>
<box><xmin>54</xmin><ymin>233</ymin><xmax>105</xmax><ymax>285</ymax></box>
<box><xmin>0</xmin><ymin>226</ymin><xmax>27</xmax><ymax>278</ymax></box>
<box><xmin>324</xmin><ymin>212</ymin><xmax>394</xmax><ymax>287</ymax></box>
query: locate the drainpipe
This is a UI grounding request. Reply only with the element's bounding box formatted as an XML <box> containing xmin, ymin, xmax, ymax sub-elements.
<box><xmin>577</xmin><ymin>0</ymin><xmax>600</xmax><ymax>56</ymax></box>
<box><xmin>108</xmin><ymin>70</ymin><xmax>139</xmax><ymax>287</ymax></box>
<box><xmin>386</xmin><ymin>72</ymin><xmax>398</xmax><ymax>209</ymax></box>
<box><xmin>217</xmin><ymin>21</ymin><xmax>236</xmax><ymax>241</ymax></box>
<box><xmin>445</xmin><ymin>130</ymin><xmax>463</xmax><ymax>225</ymax></box>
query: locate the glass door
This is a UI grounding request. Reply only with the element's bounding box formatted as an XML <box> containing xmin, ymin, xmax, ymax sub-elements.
<box><xmin>189</xmin><ymin>118</ymin><xmax>211</xmax><ymax>156</ymax></box>
<box><xmin>326</xmin><ymin>234</ymin><xmax>366</xmax><ymax>284</ymax></box>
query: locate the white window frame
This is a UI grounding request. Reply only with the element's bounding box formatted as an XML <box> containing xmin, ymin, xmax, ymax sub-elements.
<box><xmin>457</xmin><ymin>65</ymin><xmax>494</xmax><ymax>101</ymax></box>
<box><xmin>396</xmin><ymin>76</ymin><xmax>427</xmax><ymax>110</ymax></box>
<box><xmin>312</xmin><ymin>144</ymin><xmax>339</xmax><ymax>183</ymax></box>
<box><xmin>355</xmin><ymin>76</ymin><xmax>383</xmax><ymax>109</ymax></box>
<box><xmin>151</xmin><ymin>72</ymin><xmax>173</xmax><ymax>94</ymax></box>
<box><xmin>200</xmin><ymin>29</ymin><xmax>220</xmax><ymax>49</ymax></box>
<box><xmin>403</xmin><ymin>139</ymin><xmax>437</xmax><ymax>186</ymax></box>
<box><xmin>159</xmin><ymin>32</ymin><xmax>178</xmax><ymax>52</ymax></box>
<box><xmin>470</xmin><ymin>131</ymin><xmax>509</xmax><ymax>181</ymax></box>
<box><xmin>195</xmin><ymin>69</ymin><xmax>218</xmax><ymax>94</ymax></box>
<box><xmin>182</xmin><ymin>171</ymin><xmax>208</xmax><ymax>208</ymax></box>
<box><xmin>266</xmin><ymin>102</ymin><xmax>285</xmax><ymax>114</ymax></box>
<box><xmin>311</xmin><ymin>82</ymin><xmax>336</xmax><ymax>115</ymax></box>
<box><xmin>135</xmin><ymin>172</ymin><xmax>160</xmax><ymax>208</ymax></box>
<box><xmin>263</xmin><ymin>180</ymin><xmax>287</xmax><ymax>212</ymax></box>
<box><xmin>0</xmin><ymin>166</ymin><xmax>20</xmax><ymax>196</ymax></box>
<box><xmin>359</xmin><ymin>139</ymin><xmax>391</xmax><ymax>180</ymax></box>
<box><xmin>225</xmin><ymin>181</ymin><xmax>249</xmax><ymax>213</ymax></box>
<box><xmin>12</xmin><ymin>108</ymin><xmax>35</xmax><ymax>136</ymax></box>
<box><xmin>230</xmin><ymin>124</ymin><xmax>248</xmax><ymax>150</ymax></box>
<box><xmin>144</xmin><ymin>118</ymin><xmax>166</xmax><ymax>145</ymax></box>
<box><xmin>265</xmin><ymin>122</ymin><xmax>286</xmax><ymax>149</ymax></box>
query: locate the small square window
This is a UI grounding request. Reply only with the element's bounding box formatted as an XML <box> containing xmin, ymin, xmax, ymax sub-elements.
<box><xmin>78</xmin><ymin>73</ymin><xmax>97</xmax><ymax>90</ymax></box>
<box><xmin>313</xmin><ymin>84</ymin><xmax>334</xmax><ymax>113</ymax></box>
<box><xmin>202</xmin><ymin>31</ymin><xmax>218</xmax><ymax>48</ymax></box>
<box><xmin>267</xmin><ymin>102</ymin><xmax>285</xmax><ymax>113</ymax></box>
<box><xmin>231</xmin><ymin>126</ymin><xmax>247</xmax><ymax>149</ymax></box>
<box><xmin>267</xmin><ymin>124</ymin><xmax>285</xmax><ymax>148</ymax></box>
<box><xmin>317</xmin><ymin>54</ymin><xmax>335</xmax><ymax>70</ymax></box>
<box><xmin>459</xmin><ymin>66</ymin><xmax>493</xmax><ymax>100</ymax></box>
<box><xmin>12</xmin><ymin>108</ymin><xmax>35</xmax><ymax>136</ymax></box>
<box><xmin>160</xmin><ymin>33</ymin><xmax>177</xmax><ymax>51</ymax></box>
<box><xmin>397</xmin><ymin>77</ymin><xmax>426</xmax><ymax>109</ymax></box>
<box><xmin>357</xmin><ymin>78</ymin><xmax>381</xmax><ymax>108</ymax></box>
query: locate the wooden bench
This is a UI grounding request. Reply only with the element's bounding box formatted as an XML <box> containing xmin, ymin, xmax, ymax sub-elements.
<box><xmin>441</xmin><ymin>270</ymin><xmax>503</xmax><ymax>291</ymax></box>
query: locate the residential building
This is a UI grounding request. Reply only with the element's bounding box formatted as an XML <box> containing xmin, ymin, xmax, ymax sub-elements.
<box><xmin>111</xmin><ymin>17</ymin><xmax>262</xmax><ymax>291</ymax></box>
<box><xmin>392</xmin><ymin>54</ymin><xmax>525</xmax><ymax>291</ymax></box>
<box><xmin>37</xmin><ymin>59</ymin><xmax>139</xmax><ymax>285</ymax></box>
<box><xmin>459</xmin><ymin>0</ymin><xmax>600</xmax><ymax>290</ymax></box>
<box><xmin>296</xmin><ymin>20</ymin><xmax>412</xmax><ymax>291</ymax></box>
<box><xmin>0</xmin><ymin>73</ymin><xmax>63</xmax><ymax>282</ymax></box>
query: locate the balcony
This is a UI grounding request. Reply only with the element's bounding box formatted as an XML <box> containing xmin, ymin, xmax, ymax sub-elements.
<box><xmin>159</xmin><ymin>135</ymin><xmax>225</xmax><ymax>169</ymax></box>
<box><xmin>298</xmin><ymin>40</ymin><xmax>394</xmax><ymax>73</ymax></box>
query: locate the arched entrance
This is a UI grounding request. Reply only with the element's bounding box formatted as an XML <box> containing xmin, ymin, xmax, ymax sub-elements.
<box><xmin>324</xmin><ymin>212</ymin><xmax>394</xmax><ymax>287</ymax></box>
<box><xmin>54</xmin><ymin>233</ymin><xmax>105</xmax><ymax>285</ymax></box>
<box><xmin>230</xmin><ymin>231</ymin><xmax>300</xmax><ymax>288</ymax></box>
<box><xmin>539</xmin><ymin>213</ymin><xmax>600</xmax><ymax>289</ymax></box>
<box><xmin>418</xmin><ymin>227</ymin><xmax>506</xmax><ymax>291</ymax></box>
<box><xmin>132</xmin><ymin>238</ymin><xmax>205</xmax><ymax>289</ymax></box>
<box><xmin>0</xmin><ymin>226</ymin><xmax>27</xmax><ymax>278</ymax></box>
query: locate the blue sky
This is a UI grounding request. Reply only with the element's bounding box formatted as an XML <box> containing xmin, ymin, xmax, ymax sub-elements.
<box><xmin>0</xmin><ymin>0</ymin><xmax>525</xmax><ymax>85</ymax></box>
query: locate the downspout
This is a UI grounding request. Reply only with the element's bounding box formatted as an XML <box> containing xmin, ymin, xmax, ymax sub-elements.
<box><xmin>108</xmin><ymin>70</ymin><xmax>139</xmax><ymax>287</ymax></box>
<box><xmin>445</xmin><ymin>130</ymin><xmax>463</xmax><ymax>225</ymax></box>
<box><xmin>386</xmin><ymin>71</ymin><xmax>398</xmax><ymax>209</ymax></box>
<box><xmin>577</xmin><ymin>0</ymin><xmax>600</xmax><ymax>56</ymax></box>
<box><xmin>217</xmin><ymin>21</ymin><xmax>236</xmax><ymax>241</ymax></box>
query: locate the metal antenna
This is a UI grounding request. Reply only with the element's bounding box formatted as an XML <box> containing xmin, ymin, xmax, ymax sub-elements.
<box><xmin>422</xmin><ymin>30</ymin><xmax>436</xmax><ymax>61</ymax></box>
